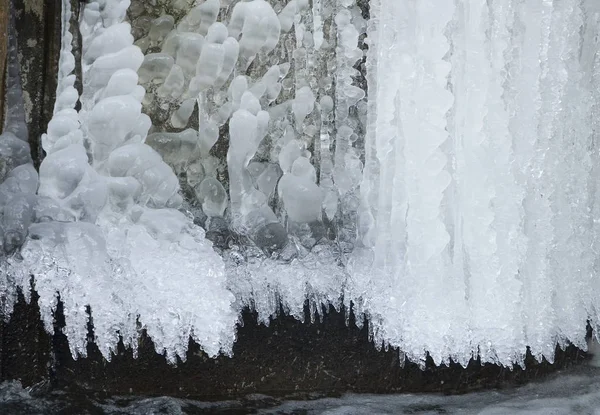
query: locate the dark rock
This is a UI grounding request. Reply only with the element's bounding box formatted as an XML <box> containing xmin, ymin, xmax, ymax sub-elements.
<box><xmin>0</xmin><ymin>291</ymin><xmax>591</xmax><ymax>400</ymax></box>
<box><xmin>0</xmin><ymin>0</ymin><xmax>7</xmax><ymax>129</ymax></box>
<box><xmin>0</xmin><ymin>283</ymin><xmax>51</xmax><ymax>385</ymax></box>
<box><xmin>11</xmin><ymin>0</ymin><xmax>62</xmax><ymax>168</ymax></box>
<box><xmin>205</xmin><ymin>216</ymin><xmax>232</xmax><ymax>250</ymax></box>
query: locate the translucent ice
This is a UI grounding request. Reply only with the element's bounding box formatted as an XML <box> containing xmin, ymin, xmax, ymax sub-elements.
<box><xmin>291</xmin><ymin>156</ymin><xmax>316</xmax><ymax>183</ymax></box>
<box><xmin>278</xmin><ymin>139</ymin><xmax>304</xmax><ymax>173</ymax></box>
<box><xmin>292</xmin><ymin>86</ymin><xmax>316</xmax><ymax>128</ymax></box>
<box><xmin>138</xmin><ymin>53</ymin><xmax>174</xmax><ymax>84</ymax></box>
<box><xmin>157</xmin><ymin>64</ymin><xmax>185</xmax><ymax>99</ymax></box>
<box><xmin>146</xmin><ymin>129</ymin><xmax>201</xmax><ymax>174</ymax></box>
<box><xmin>196</xmin><ymin>177</ymin><xmax>228</xmax><ymax>217</ymax></box>
<box><xmin>148</xmin><ymin>15</ymin><xmax>174</xmax><ymax>44</ymax></box>
<box><xmin>278</xmin><ymin>173</ymin><xmax>322</xmax><ymax>223</ymax></box>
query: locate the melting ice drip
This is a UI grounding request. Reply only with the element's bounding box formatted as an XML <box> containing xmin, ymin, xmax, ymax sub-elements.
<box><xmin>2</xmin><ymin>0</ymin><xmax>600</xmax><ymax>369</ymax></box>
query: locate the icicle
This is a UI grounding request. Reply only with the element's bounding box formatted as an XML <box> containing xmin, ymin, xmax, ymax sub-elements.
<box><xmin>332</xmin><ymin>0</ymin><xmax>365</xmax><ymax>252</ymax></box>
<box><xmin>509</xmin><ymin>0</ymin><xmax>556</xmax><ymax>362</ymax></box>
<box><xmin>547</xmin><ymin>0</ymin><xmax>594</xmax><ymax>351</ymax></box>
<box><xmin>0</xmin><ymin>2</ymin><xmax>37</xmax><ymax>319</ymax></box>
<box><xmin>583</xmin><ymin>0</ymin><xmax>600</xmax><ymax>337</ymax></box>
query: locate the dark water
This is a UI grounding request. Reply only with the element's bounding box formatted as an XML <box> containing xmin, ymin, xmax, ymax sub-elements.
<box><xmin>2</xmin><ymin>364</ymin><xmax>600</xmax><ymax>414</ymax></box>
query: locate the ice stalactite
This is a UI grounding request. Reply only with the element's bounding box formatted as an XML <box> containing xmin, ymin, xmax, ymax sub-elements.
<box><xmin>127</xmin><ymin>0</ymin><xmax>348</xmax><ymax>326</ymax></box>
<box><xmin>331</xmin><ymin>0</ymin><xmax>365</xmax><ymax>253</ymax></box>
<box><xmin>350</xmin><ymin>0</ymin><xmax>465</xmax><ymax>367</ymax></box>
<box><xmin>548</xmin><ymin>1</ymin><xmax>594</xmax><ymax>352</ymax></box>
<box><xmin>6</xmin><ymin>0</ymin><xmax>237</xmax><ymax>363</ymax></box>
<box><xmin>498</xmin><ymin>0</ymin><xmax>557</xmax><ymax>362</ymax></box>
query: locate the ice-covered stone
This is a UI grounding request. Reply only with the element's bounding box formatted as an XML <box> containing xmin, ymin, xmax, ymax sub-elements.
<box><xmin>2</xmin><ymin>164</ymin><xmax>39</xmax><ymax>195</ymax></box>
<box><xmin>196</xmin><ymin>177</ymin><xmax>228</xmax><ymax>217</ymax></box>
<box><xmin>0</xmin><ymin>132</ymin><xmax>33</xmax><ymax>173</ymax></box>
<box><xmin>148</xmin><ymin>15</ymin><xmax>175</xmax><ymax>44</ymax></box>
<box><xmin>7</xmin><ymin>0</ymin><xmax>600</xmax><ymax>373</ymax></box>
<box><xmin>146</xmin><ymin>129</ymin><xmax>201</xmax><ymax>174</ymax></box>
<box><xmin>138</xmin><ymin>53</ymin><xmax>174</xmax><ymax>84</ymax></box>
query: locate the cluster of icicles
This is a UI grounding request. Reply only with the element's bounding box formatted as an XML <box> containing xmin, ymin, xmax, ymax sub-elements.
<box><xmin>2</xmin><ymin>0</ymin><xmax>600</xmax><ymax>369</ymax></box>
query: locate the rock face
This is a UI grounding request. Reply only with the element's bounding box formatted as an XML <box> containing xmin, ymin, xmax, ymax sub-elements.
<box><xmin>10</xmin><ymin>0</ymin><xmax>61</xmax><ymax>168</ymax></box>
<box><xmin>0</xmin><ymin>294</ymin><xmax>591</xmax><ymax>399</ymax></box>
<box><xmin>0</xmin><ymin>0</ymin><xmax>7</xmax><ymax>129</ymax></box>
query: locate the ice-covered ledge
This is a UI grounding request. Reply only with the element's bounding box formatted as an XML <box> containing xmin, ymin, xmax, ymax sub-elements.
<box><xmin>0</xmin><ymin>294</ymin><xmax>591</xmax><ymax>398</ymax></box>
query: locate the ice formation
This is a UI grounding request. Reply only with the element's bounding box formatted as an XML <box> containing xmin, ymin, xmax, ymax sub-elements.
<box><xmin>2</xmin><ymin>0</ymin><xmax>237</xmax><ymax>363</ymax></box>
<box><xmin>3</xmin><ymin>0</ymin><xmax>600</xmax><ymax>369</ymax></box>
<box><xmin>350</xmin><ymin>0</ymin><xmax>600</xmax><ymax>367</ymax></box>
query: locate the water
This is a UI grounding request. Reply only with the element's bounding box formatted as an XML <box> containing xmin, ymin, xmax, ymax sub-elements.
<box><xmin>1</xmin><ymin>364</ymin><xmax>600</xmax><ymax>414</ymax></box>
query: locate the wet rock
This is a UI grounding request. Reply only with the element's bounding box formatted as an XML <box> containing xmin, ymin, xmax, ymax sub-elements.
<box><xmin>253</xmin><ymin>222</ymin><xmax>288</xmax><ymax>253</ymax></box>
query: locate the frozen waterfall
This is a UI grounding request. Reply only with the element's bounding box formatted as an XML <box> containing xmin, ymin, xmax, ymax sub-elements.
<box><xmin>2</xmin><ymin>0</ymin><xmax>600</xmax><ymax>369</ymax></box>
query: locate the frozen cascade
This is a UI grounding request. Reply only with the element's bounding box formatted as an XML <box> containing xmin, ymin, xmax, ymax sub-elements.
<box><xmin>2</xmin><ymin>0</ymin><xmax>600</xmax><ymax>369</ymax></box>
<box><xmin>353</xmin><ymin>0</ymin><xmax>600</xmax><ymax>367</ymax></box>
